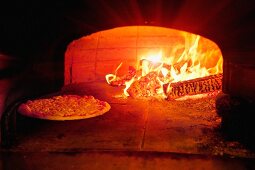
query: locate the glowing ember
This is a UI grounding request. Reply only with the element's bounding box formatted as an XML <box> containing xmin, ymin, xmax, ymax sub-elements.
<box><xmin>106</xmin><ymin>33</ymin><xmax>223</xmax><ymax>99</ymax></box>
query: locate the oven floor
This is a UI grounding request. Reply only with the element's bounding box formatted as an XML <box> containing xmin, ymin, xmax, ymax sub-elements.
<box><xmin>1</xmin><ymin>150</ymin><xmax>255</xmax><ymax>170</ymax></box>
<box><xmin>1</xmin><ymin>82</ymin><xmax>255</xmax><ymax>169</ymax></box>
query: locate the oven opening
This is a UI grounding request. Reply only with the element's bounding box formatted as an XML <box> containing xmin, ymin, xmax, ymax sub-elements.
<box><xmin>66</xmin><ymin>26</ymin><xmax>223</xmax><ymax>99</ymax></box>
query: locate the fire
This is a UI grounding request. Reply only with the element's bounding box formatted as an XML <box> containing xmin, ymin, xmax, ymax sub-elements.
<box><xmin>105</xmin><ymin>33</ymin><xmax>223</xmax><ymax>99</ymax></box>
<box><xmin>105</xmin><ymin>62</ymin><xmax>123</xmax><ymax>84</ymax></box>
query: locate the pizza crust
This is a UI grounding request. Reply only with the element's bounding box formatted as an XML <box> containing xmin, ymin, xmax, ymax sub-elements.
<box><xmin>17</xmin><ymin>95</ymin><xmax>111</xmax><ymax>121</ymax></box>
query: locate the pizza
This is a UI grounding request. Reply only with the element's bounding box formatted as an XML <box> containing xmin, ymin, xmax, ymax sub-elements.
<box><xmin>17</xmin><ymin>95</ymin><xmax>111</xmax><ymax>120</ymax></box>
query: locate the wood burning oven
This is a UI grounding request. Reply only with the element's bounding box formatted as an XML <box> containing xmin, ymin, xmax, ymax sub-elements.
<box><xmin>1</xmin><ymin>0</ymin><xmax>255</xmax><ymax>168</ymax></box>
<box><xmin>1</xmin><ymin>0</ymin><xmax>254</xmax><ymax>100</ymax></box>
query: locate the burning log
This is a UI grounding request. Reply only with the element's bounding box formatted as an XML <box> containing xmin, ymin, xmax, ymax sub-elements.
<box><xmin>108</xmin><ymin>66</ymin><xmax>136</xmax><ymax>86</ymax></box>
<box><xmin>108</xmin><ymin>59</ymin><xmax>195</xmax><ymax>87</ymax></box>
<box><xmin>127</xmin><ymin>72</ymin><xmax>161</xmax><ymax>98</ymax></box>
<box><xmin>164</xmin><ymin>73</ymin><xmax>223</xmax><ymax>100</ymax></box>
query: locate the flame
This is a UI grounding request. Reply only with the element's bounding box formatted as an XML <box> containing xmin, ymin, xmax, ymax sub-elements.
<box><xmin>106</xmin><ymin>33</ymin><xmax>223</xmax><ymax>98</ymax></box>
<box><xmin>105</xmin><ymin>62</ymin><xmax>123</xmax><ymax>84</ymax></box>
<box><xmin>124</xmin><ymin>77</ymin><xmax>135</xmax><ymax>96</ymax></box>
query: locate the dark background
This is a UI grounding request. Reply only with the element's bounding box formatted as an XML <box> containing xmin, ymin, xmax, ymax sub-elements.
<box><xmin>1</xmin><ymin>0</ymin><xmax>255</xmax><ymax>60</ymax></box>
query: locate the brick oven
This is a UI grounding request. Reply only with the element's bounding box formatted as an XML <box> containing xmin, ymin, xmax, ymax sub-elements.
<box><xmin>1</xmin><ymin>0</ymin><xmax>255</xmax><ymax>169</ymax></box>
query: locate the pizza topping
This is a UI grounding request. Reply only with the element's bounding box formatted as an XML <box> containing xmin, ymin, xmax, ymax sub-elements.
<box><xmin>18</xmin><ymin>95</ymin><xmax>111</xmax><ymax>120</ymax></box>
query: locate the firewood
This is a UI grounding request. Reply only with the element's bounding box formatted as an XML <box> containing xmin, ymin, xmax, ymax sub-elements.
<box><xmin>109</xmin><ymin>66</ymin><xmax>136</xmax><ymax>86</ymax></box>
<box><xmin>110</xmin><ymin>79</ymin><xmax>126</xmax><ymax>86</ymax></box>
<box><xmin>164</xmin><ymin>73</ymin><xmax>223</xmax><ymax>100</ymax></box>
<box><xmin>109</xmin><ymin>59</ymin><xmax>187</xmax><ymax>86</ymax></box>
<box><xmin>127</xmin><ymin>72</ymin><xmax>161</xmax><ymax>97</ymax></box>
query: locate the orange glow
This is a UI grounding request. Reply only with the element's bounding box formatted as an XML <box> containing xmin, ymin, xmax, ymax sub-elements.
<box><xmin>124</xmin><ymin>77</ymin><xmax>135</xmax><ymax>96</ymax></box>
<box><xmin>105</xmin><ymin>63</ymin><xmax>123</xmax><ymax>84</ymax></box>
<box><xmin>105</xmin><ymin>27</ymin><xmax>223</xmax><ymax>99</ymax></box>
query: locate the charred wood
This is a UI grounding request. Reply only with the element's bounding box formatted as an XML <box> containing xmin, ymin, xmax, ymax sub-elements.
<box><xmin>165</xmin><ymin>73</ymin><xmax>223</xmax><ymax>100</ymax></box>
<box><xmin>127</xmin><ymin>72</ymin><xmax>161</xmax><ymax>98</ymax></box>
<box><xmin>109</xmin><ymin>66</ymin><xmax>136</xmax><ymax>86</ymax></box>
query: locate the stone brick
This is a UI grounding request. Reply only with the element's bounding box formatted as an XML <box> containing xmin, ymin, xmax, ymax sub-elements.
<box><xmin>98</xmin><ymin>37</ymin><xmax>137</xmax><ymax>48</ymax></box>
<box><xmin>72</xmin><ymin>63</ymin><xmax>96</xmax><ymax>83</ymax></box>
<box><xmin>72</xmin><ymin>49</ymin><xmax>97</xmax><ymax>63</ymax></box>
<box><xmin>97</xmin><ymin>48</ymin><xmax>137</xmax><ymax>61</ymax></box>
<box><xmin>64</xmin><ymin>49</ymin><xmax>73</xmax><ymax>85</ymax></box>
<box><xmin>199</xmin><ymin>37</ymin><xmax>219</xmax><ymax>49</ymax></box>
<box><xmin>137</xmin><ymin>36</ymin><xmax>184</xmax><ymax>48</ymax></box>
<box><xmin>96</xmin><ymin>60</ymin><xmax>137</xmax><ymax>81</ymax></box>
<box><xmin>64</xmin><ymin>66</ymin><xmax>71</xmax><ymax>85</ymax></box>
